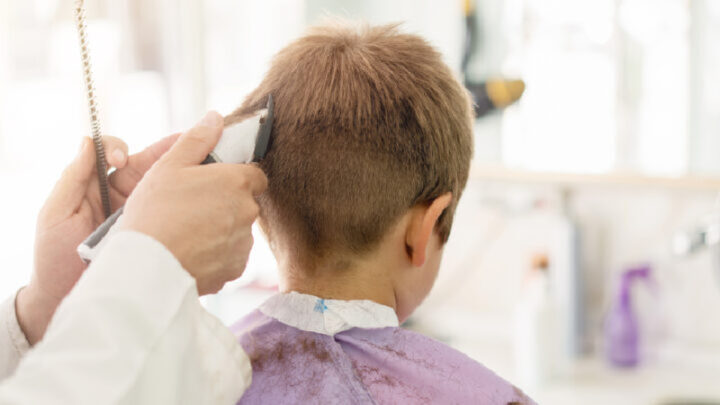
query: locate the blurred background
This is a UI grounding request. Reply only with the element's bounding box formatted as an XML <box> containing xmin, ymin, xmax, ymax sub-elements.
<box><xmin>2</xmin><ymin>0</ymin><xmax>720</xmax><ymax>403</ymax></box>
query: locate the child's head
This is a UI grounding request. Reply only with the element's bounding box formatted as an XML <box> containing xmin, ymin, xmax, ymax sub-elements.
<box><xmin>226</xmin><ymin>23</ymin><xmax>473</xmax><ymax>320</ymax></box>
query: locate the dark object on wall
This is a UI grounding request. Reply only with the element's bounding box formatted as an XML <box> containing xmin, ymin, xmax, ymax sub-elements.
<box><xmin>466</xmin><ymin>79</ymin><xmax>525</xmax><ymax>118</ymax></box>
<box><xmin>462</xmin><ymin>0</ymin><xmax>525</xmax><ymax>118</ymax></box>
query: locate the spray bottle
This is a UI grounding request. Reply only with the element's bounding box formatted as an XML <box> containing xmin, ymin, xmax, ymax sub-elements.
<box><xmin>604</xmin><ymin>265</ymin><xmax>653</xmax><ymax>367</ymax></box>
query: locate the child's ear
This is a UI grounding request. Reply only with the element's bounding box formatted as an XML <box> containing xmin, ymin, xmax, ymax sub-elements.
<box><xmin>405</xmin><ymin>192</ymin><xmax>453</xmax><ymax>267</ymax></box>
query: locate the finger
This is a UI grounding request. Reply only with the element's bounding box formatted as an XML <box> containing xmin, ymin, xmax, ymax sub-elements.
<box><xmin>161</xmin><ymin>111</ymin><xmax>224</xmax><ymax>167</ymax></box>
<box><xmin>109</xmin><ymin>133</ymin><xmax>180</xmax><ymax>196</ymax></box>
<box><xmin>212</xmin><ymin>164</ymin><xmax>268</xmax><ymax>197</ymax></box>
<box><xmin>108</xmin><ymin>184</ymin><xmax>127</xmax><ymax>211</ymax></box>
<box><xmin>102</xmin><ymin>136</ymin><xmax>128</xmax><ymax>169</ymax></box>
<box><xmin>238</xmin><ymin>164</ymin><xmax>269</xmax><ymax>196</ymax></box>
<box><xmin>130</xmin><ymin>132</ymin><xmax>180</xmax><ymax>172</ymax></box>
<box><xmin>41</xmin><ymin>137</ymin><xmax>97</xmax><ymax>222</ymax></box>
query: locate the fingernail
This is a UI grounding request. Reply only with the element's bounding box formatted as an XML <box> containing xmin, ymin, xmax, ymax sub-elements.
<box><xmin>112</xmin><ymin>149</ymin><xmax>126</xmax><ymax>164</ymax></box>
<box><xmin>199</xmin><ymin>111</ymin><xmax>222</xmax><ymax>128</ymax></box>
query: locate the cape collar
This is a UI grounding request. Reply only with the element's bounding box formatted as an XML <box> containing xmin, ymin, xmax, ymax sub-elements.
<box><xmin>259</xmin><ymin>291</ymin><xmax>399</xmax><ymax>336</ymax></box>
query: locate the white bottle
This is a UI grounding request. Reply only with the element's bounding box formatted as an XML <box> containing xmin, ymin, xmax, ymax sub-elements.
<box><xmin>514</xmin><ymin>254</ymin><xmax>560</xmax><ymax>391</ymax></box>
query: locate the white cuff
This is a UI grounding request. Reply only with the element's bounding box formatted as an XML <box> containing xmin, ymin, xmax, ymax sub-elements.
<box><xmin>0</xmin><ymin>290</ymin><xmax>30</xmax><ymax>380</ymax></box>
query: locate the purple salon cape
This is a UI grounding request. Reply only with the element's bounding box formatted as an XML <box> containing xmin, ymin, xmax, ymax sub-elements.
<box><xmin>230</xmin><ymin>292</ymin><xmax>535</xmax><ymax>404</ymax></box>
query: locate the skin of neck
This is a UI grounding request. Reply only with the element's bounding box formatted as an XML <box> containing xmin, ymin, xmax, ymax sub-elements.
<box><xmin>271</xmin><ymin>193</ymin><xmax>452</xmax><ymax>323</ymax></box>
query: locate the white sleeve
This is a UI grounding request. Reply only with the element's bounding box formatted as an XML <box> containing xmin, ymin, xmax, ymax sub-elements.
<box><xmin>0</xmin><ymin>231</ymin><xmax>252</xmax><ymax>405</ymax></box>
<box><xmin>0</xmin><ymin>291</ymin><xmax>30</xmax><ymax>380</ymax></box>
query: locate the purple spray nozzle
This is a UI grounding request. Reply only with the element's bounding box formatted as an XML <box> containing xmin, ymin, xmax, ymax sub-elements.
<box><xmin>618</xmin><ymin>265</ymin><xmax>654</xmax><ymax>308</ymax></box>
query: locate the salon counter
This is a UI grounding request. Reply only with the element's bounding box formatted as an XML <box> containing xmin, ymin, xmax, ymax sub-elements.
<box><xmin>531</xmin><ymin>357</ymin><xmax>720</xmax><ymax>405</ymax></box>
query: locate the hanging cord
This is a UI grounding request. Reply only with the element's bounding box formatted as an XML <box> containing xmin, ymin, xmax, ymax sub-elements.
<box><xmin>74</xmin><ymin>0</ymin><xmax>112</xmax><ymax>218</ymax></box>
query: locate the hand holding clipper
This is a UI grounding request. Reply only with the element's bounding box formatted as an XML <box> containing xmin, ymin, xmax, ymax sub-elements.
<box><xmin>77</xmin><ymin>96</ymin><xmax>274</xmax><ymax>263</ymax></box>
<box><xmin>118</xmin><ymin>110</ymin><xmax>269</xmax><ymax>294</ymax></box>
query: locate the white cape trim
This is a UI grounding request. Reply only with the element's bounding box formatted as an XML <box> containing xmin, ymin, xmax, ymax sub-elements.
<box><xmin>259</xmin><ymin>291</ymin><xmax>399</xmax><ymax>336</ymax></box>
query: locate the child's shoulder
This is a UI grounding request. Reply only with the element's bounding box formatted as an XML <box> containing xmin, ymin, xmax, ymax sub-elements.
<box><xmin>338</xmin><ymin>326</ymin><xmax>535</xmax><ymax>404</ymax></box>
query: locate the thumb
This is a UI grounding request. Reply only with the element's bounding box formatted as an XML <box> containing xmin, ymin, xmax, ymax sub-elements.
<box><xmin>107</xmin><ymin>132</ymin><xmax>181</xmax><ymax>197</ymax></box>
<box><xmin>41</xmin><ymin>137</ymin><xmax>98</xmax><ymax>222</ymax></box>
<box><xmin>161</xmin><ymin>111</ymin><xmax>224</xmax><ymax>167</ymax></box>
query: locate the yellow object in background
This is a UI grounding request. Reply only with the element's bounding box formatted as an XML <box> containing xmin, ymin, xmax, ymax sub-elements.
<box><xmin>486</xmin><ymin>79</ymin><xmax>526</xmax><ymax>109</ymax></box>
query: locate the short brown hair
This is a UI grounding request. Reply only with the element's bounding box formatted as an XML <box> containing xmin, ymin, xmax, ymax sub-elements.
<box><xmin>226</xmin><ymin>23</ymin><xmax>473</xmax><ymax>265</ymax></box>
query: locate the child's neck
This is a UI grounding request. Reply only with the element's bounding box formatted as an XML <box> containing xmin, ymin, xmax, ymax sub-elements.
<box><xmin>277</xmin><ymin>251</ymin><xmax>399</xmax><ymax>311</ymax></box>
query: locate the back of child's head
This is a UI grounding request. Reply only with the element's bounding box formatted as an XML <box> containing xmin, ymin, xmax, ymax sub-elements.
<box><xmin>226</xmin><ymin>22</ymin><xmax>474</xmax><ymax>267</ymax></box>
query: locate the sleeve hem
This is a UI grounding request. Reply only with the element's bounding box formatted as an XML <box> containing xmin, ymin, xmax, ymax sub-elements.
<box><xmin>3</xmin><ymin>289</ymin><xmax>30</xmax><ymax>358</ymax></box>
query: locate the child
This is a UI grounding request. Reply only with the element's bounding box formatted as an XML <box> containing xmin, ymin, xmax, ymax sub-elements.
<box><xmin>226</xmin><ymin>23</ymin><xmax>535</xmax><ymax>404</ymax></box>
